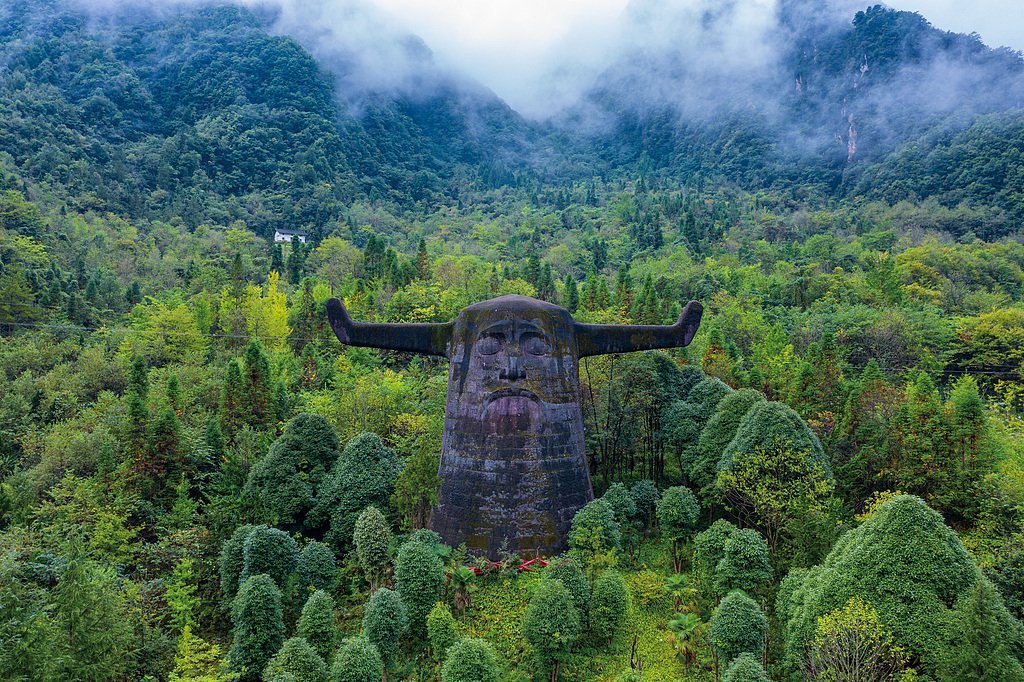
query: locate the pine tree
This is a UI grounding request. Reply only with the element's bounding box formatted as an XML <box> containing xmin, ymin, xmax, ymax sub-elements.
<box><xmin>271</xmin><ymin>243</ymin><xmax>284</xmax><ymax>273</ymax></box>
<box><xmin>128</xmin><ymin>354</ymin><xmax>149</xmax><ymax>398</ymax></box>
<box><xmin>166</xmin><ymin>374</ymin><xmax>181</xmax><ymax>415</ymax></box>
<box><xmin>614</xmin><ymin>266</ymin><xmax>633</xmax><ymax>315</ymax></box>
<box><xmin>220</xmin><ymin>359</ymin><xmax>246</xmax><ymax>439</ymax></box>
<box><xmin>287</xmin><ymin>239</ymin><xmax>306</xmax><ymax>285</ymax></box>
<box><xmin>243</xmin><ymin>340</ymin><xmax>273</xmax><ymax>429</ymax></box>
<box><xmin>563</xmin><ymin>276</ymin><xmax>579</xmax><ymax>313</ymax></box>
<box><xmin>416</xmin><ymin>238</ymin><xmax>430</xmax><ymax>280</ymax></box>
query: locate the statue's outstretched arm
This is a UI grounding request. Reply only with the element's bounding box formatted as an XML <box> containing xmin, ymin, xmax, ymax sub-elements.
<box><xmin>574</xmin><ymin>300</ymin><xmax>703</xmax><ymax>357</ymax></box>
<box><xmin>326</xmin><ymin>298</ymin><xmax>451</xmax><ymax>358</ymax></box>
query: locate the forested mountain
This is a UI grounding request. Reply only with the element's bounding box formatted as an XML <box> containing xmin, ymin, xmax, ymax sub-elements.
<box><xmin>1</xmin><ymin>1</ymin><xmax>1023</xmax><ymax>681</ymax></box>
<box><xmin>572</xmin><ymin>1</ymin><xmax>1024</xmax><ymax>198</ymax></box>
<box><xmin>0</xmin><ymin>0</ymin><xmax>540</xmax><ymax>237</ymax></box>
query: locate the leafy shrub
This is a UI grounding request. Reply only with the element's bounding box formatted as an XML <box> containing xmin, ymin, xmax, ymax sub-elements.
<box><xmin>692</xmin><ymin>389</ymin><xmax>765</xmax><ymax>499</ymax></box>
<box><xmin>523</xmin><ymin>579</ymin><xmax>581</xmax><ymax>681</ymax></box>
<box><xmin>544</xmin><ymin>555</ymin><xmax>590</xmax><ymax>625</ymax></box>
<box><xmin>656</xmin><ymin>486</ymin><xmax>700</xmax><ymax>571</ymax></box>
<box><xmin>568</xmin><ymin>498</ymin><xmax>621</xmax><ymax>563</ymax></box>
<box><xmin>804</xmin><ymin>597</ymin><xmax>907</xmax><ymax>682</ymax></box>
<box><xmin>714</xmin><ymin>528</ymin><xmax>771</xmax><ymax>596</ymax></box>
<box><xmin>246</xmin><ymin>413</ymin><xmax>339</xmax><ymax>532</ymax></box>
<box><xmin>628</xmin><ymin>480</ymin><xmax>660</xmax><ymax>536</ymax></box>
<box><xmin>394</xmin><ymin>537</ymin><xmax>445</xmax><ymax>638</ymax></box>
<box><xmin>440</xmin><ymin>638</ymin><xmax>501</xmax><ymax>682</ymax></box>
<box><xmin>590</xmin><ymin>570</ymin><xmax>628</xmax><ymax>645</ymax></box>
<box><xmin>328</xmin><ymin>637</ymin><xmax>382</xmax><ymax>682</ymax></box>
<box><xmin>229</xmin><ymin>574</ymin><xmax>285</xmax><ymax>682</ymax></box>
<box><xmin>722</xmin><ymin>652</ymin><xmax>770</xmax><ymax>682</ymax></box>
<box><xmin>710</xmin><ymin>590</ymin><xmax>766</xmax><ymax>668</ymax></box>
<box><xmin>297</xmin><ymin>590</ymin><xmax>338</xmax><ymax>663</ymax></box>
<box><xmin>361</xmin><ymin>588</ymin><xmax>406</xmax><ymax>668</ymax></box>
<box><xmin>297</xmin><ymin>541</ymin><xmax>336</xmax><ymax>597</ymax></box>
<box><xmin>427</xmin><ymin>602</ymin><xmax>459</xmax><ymax>661</ymax></box>
<box><xmin>220</xmin><ymin>524</ymin><xmax>260</xmax><ymax>601</ymax></box>
<box><xmin>778</xmin><ymin>495</ymin><xmax>985</xmax><ymax>677</ymax></box>
<box><xmin>261</xmin><ymin>637</ymin><xmax>325</xmax><ymax>682</ymax></box>
<box><xmin>353</xmin><ymin>506</ymin><xmax>391</xmax><ymax>592</ymax></box>
<box><xmin>692</xmin><ymin>519</ymin><xmax>739</xmax><ymax>601</ymax></box>
<box><xmin>241</xmin><ymin>527</ymin><xmax>299</xmax><ymax>592</ymax></box>
<box><xmin>719</xmin><ymin>401</ymin><xmax>830</xmax><ymax>478</ymax></box>
<box><xmin>311</xmin><ymin>433</ymin><xmax>402</xmax><ymax>552</ymax></box>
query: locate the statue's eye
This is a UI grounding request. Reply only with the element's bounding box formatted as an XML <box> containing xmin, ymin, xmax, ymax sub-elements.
<box><xmin>522</xmin><ymin>333</ymin><xmax>550</xmax><ymax>356</ymax></box>
<box><xmin>477</xmin><ymin>334</ymin><xmax>503</xmax><ymax>355</ymax></box>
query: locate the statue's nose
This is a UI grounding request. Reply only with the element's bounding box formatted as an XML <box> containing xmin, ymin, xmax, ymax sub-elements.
<box><xmin>499</xmin><ymin>354</ymin><xmax>526</xmax><ymax>381</ymax></box>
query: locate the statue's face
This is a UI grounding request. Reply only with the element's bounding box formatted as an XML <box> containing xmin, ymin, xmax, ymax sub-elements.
<box><xmin>449</xmin><ymin>296</ymin><xmax>579</xmax><ymax>431</ymax></box>
<box><xmin>473</xmin><ymin>316</ymin><xmax>557</xmax><ymax>424</ymax></box>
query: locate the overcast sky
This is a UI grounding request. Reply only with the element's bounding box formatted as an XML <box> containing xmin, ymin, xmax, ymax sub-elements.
<box><xmin>368</xmin><ymin>0</ymin><xmax>1023</xmax><ymax>114</ymax></box>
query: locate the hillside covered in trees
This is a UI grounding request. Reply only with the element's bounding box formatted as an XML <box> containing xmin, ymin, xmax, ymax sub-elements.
<box><xmin>1</xmin><ymin>1</ymin><xmax>1023</xmax><ymax>681</ymax></box>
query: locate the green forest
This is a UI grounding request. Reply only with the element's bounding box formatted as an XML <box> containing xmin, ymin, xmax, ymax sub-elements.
<box><xmin>1</xmin><ymin>1</ymin><xmax>1023</xmax><ymax>681</ymax></box>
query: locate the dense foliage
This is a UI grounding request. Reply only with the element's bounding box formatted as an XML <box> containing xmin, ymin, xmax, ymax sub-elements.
<box><xmin>1</xmin><ymin>1</ymin><xmax>1023</xmax><ymax>680</ymax></box>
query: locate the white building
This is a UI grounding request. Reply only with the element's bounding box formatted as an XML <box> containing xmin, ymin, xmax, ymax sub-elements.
<box><xmin>273</xmin><ymin>229</ymin><xmax>308</xmax><ymax>244</ymax></box>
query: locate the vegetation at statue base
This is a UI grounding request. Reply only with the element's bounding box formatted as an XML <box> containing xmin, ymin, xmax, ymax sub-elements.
<box><xmin>1</xmin><ymin>0</ymin><xmax>1024</xmax><ymax>680</ymax></box>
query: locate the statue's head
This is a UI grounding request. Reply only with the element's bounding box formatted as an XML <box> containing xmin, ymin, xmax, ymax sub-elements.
<box><xmin>449</xmin><ymin>296</ymin><xmax>577</xmax><ymax>428</ymax></box>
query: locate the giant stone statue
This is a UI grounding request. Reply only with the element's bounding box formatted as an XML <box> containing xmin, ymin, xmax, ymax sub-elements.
<box><xmin>327</xmin><ymin>294</ymin><xmax>702</xmax><ymax>557</ymax></box>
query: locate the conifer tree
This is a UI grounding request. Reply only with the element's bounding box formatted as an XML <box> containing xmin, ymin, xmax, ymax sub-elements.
<box><xmin>220</xmin><ymin>358</ymin><xmax>246</xmax><ymax>439</ymax></box>
<box><xmin>415</xmin><ymin>238</ymin><xmax>430</xmax><ymax>280</ymax></box>
<box><xmin>287</xmin><ymin>239</ymin><xmax>306</xmax><ymax>285</ymax></box>
<box><xmin>166</xmin><ymin>374</ymin><xmax>181</xmax><ymax>414</ymax></box>
<box><xmin>243</xmin><ymin>340</ymin><xmax>273</xmax><ymax>429</ymax></box>
<box><xmin>613</xmin><ymin>266</ymin><xmax>633</xmax><ymax>314</ymax></box>
<box><xmin>271</xmin><ymin>243</ymin><xmax>284</xmax><ymax>273</ymax></box>
<box><xmin>563</xmin><ymin>276</ymin><xmax>579</xmax><ymax>313</ymax></box>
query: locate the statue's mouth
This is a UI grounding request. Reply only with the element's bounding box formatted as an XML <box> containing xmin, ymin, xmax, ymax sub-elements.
<box><xmin>482</xmin><ymin>387</ymin><xmax>542</xmax><ymax>428</ymax></box>
<box><xmin>485</xmin><ymin>387</ymin><xmax>540</xmax><ymax>405</ymax></box>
